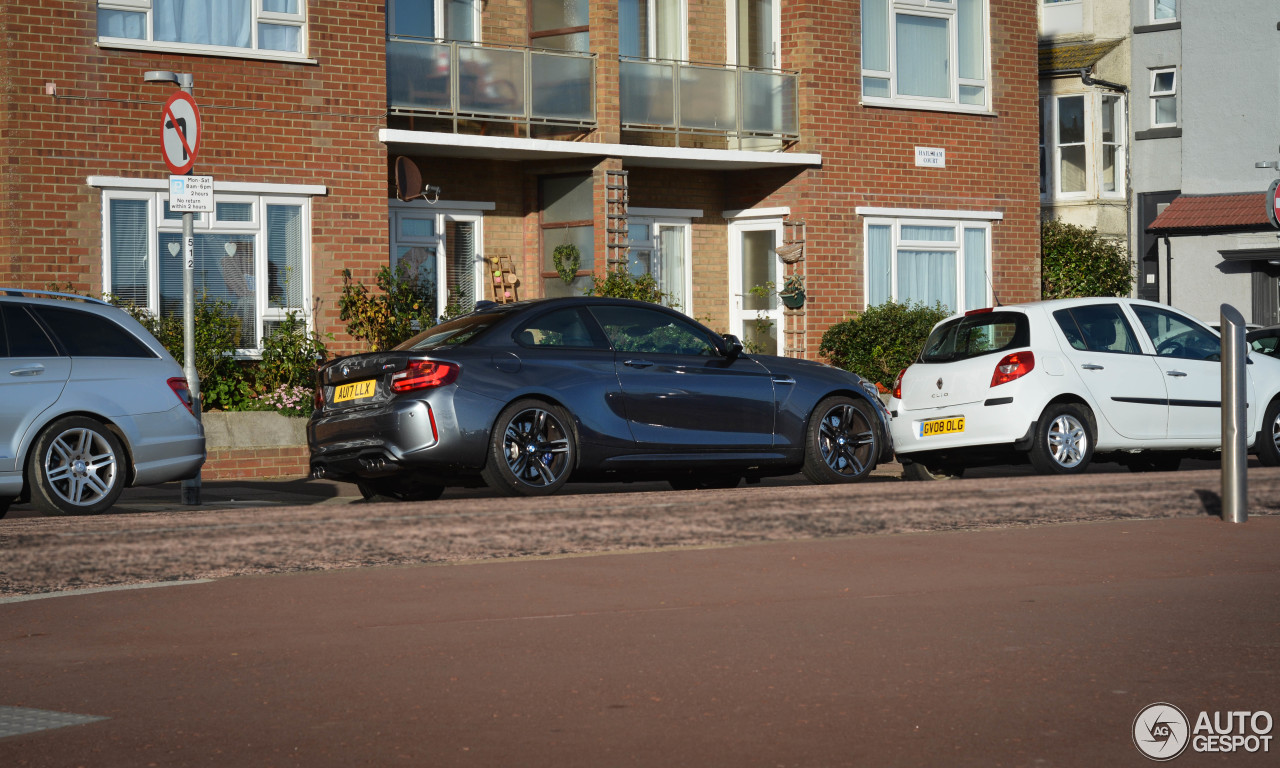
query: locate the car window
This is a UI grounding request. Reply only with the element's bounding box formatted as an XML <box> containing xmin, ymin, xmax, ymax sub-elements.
<box><xmin>1131</xmin><ymin>305</ymin><xmax>1220</xmax><ymax>361</ymax></box>
<box><xmin>589</xmin><ymin>305</ymin><xmax>719</xmax><ymax>356</ymax></box>
<box><xmin>921</xmin><ymin>311</ymin><xmax>1029</xmax><ymax>363</ymax></box>
<box><xmin>1</xmin><ymin>305</ymin><xmax>59</xmax><ymax>357</ymax></box>
<box><xmin>397</xmin><ymin>309</ymin><xmax>510</xmax><ymax>351</ymax></box>
<box><xmin>30</xmin><ymin>305</ymin><xmax>155</xmax><ymax>358</ymax></box>
<box><xmin>1053</xmin><ymin>304</ymin><xmax>1141</xmax><ymax>354</ymax></box>
<box><xmin>1250</xmin><ymin>333</ymin><xmax>1280</xmax><ymax>358</ymax></box>
<box><xmin>514</xmin><ymin>308</ymin><xmax>608</xmax><ymax>349</ymax></box>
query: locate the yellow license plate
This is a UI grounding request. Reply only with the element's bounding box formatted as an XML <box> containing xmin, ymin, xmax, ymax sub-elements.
<box><xmin>333</xmin><ymin>379</ymin><xmax>376</xmax><ymax>403</ymax></box>
<box><xmin>919</xmin><ymin>416</ymin><xmax>965</xmax><ymax>438</ymax></box>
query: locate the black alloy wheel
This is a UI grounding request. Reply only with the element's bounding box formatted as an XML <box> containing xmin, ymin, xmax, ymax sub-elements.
<box><xmin>482</xmin><ymin>399</ymin><xmax>576</xmax><ymax>496</ymax></box>
<box><xmin>802</xmin><ymin>396</ymin><xmax>878</xmax><ymax>484</ymax></box>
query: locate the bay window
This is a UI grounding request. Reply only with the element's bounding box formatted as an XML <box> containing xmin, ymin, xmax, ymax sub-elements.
<box><xmin>98</xmin><ymin>0</ymin><xmax>308</xmax><ymax>58</ymax></box>
<box><xmin>861</xmin><ymin>0</ymin><xmax>990</xmax><ymax>112</ymax></box>
<box><xmin>1040</xmin><ymin>91</ymin><xmax>1127</xmax><ymax>199</ymax></box>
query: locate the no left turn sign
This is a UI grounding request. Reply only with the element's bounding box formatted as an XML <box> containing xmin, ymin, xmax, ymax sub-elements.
<box><xmin>161</xmin><ymin>91</ymin><xmax>201</xmax><ymax>175</ymax></box>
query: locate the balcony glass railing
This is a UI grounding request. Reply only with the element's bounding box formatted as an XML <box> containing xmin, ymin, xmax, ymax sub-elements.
<box><xmin>620</xmin><ymin>58</ymin><xmax>799</xmax><ymax>147</ymax></box>
<box><xmin>388</xmin><ymin>37</ymin><xmax>596</xmax><ymax>131</ymax></box>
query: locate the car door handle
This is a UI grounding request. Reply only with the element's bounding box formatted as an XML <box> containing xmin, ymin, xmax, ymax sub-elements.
<box><xmin>623</xmin><ymin>359</ymin><xmax>654</xmax><ymax>369</ymax></box>
<box><xmin>1081</xmin><ymin>364</ymin><xmax>1104</xmax><ymax>371</ymax></box>
<box><xmin>772</xmin><ymin>376</ymin><xmax>796</xmax><ymax>385</ymax></box>
<box><xmin>9</xmin><ymin>365</ymin><xmax>45</xmax><ymax>377</ymax></box>
<box><xmin>1167</xmin><ymin>370</ymin><xmax>1188</xmax><ymax>378</ymax></box>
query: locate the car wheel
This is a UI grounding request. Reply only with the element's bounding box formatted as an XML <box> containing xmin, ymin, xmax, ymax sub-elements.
<box><xmin>1126</xmin><ymin>453</ymin><xmax>1182</xmax><ymax>473</ymax></box>
<box><xmin>357</xmin><ymin>475</ymin><xmax>446</xmax><ymax>502</ymax></box>
<box><xmin>802</xmin><ymin>396</ymin><xmax>878</xmax><ymax>484</ymax></box>
<box><xmin>668</xmin><ymin>474</ymin><xmax>741</xmax><ymax>491</ymax></box>
<box><xmin>481</xmin><ymin>399</ymin><xmax>576</xmax><ymax>496</ymax></box>
<box><xmin>27</xmin><ymin>416</ymin><xmax>126</xmax><ymax>516</ymax></box>
<box><xmin>1027</xmin><ymin>404</ymin><xmax>1093</xmax><ymax>475</ymax></box>
<box><xmin>901</xmin><ymin>458</ymin><xmax>965</xmax><ymax>481</ymax></box>
<box><xmin>1257</xmin><ymin>399</ymin><xmax>1280</xmax><ymax>467</ymax></box>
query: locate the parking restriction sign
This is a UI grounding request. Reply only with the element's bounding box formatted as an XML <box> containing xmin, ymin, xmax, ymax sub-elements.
<box><xmin>160</xmin><ymin>91</ymin><xmax>202</xmax><ymax>175</ymax></box>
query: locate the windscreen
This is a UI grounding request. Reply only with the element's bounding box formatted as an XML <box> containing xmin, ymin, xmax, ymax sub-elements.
<box><xmin>920</xmin><ymin>311</ymin><xmax>1030</xmax><ymax>363</ymax></box>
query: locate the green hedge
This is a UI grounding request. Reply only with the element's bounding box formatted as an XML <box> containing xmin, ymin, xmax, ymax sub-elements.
<box><xmin>819</xmin><ymin>301</ymin><xmax>949</xmax><ymax>390</ymax></box>
<box><xmin>1041</xmin><ymin>218</ymin><xmax>1134</xmax><ymax>299</ymax></box>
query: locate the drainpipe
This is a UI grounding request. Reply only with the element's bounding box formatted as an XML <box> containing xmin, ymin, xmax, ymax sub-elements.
<box><xmin>1165</xmin><ymin>234</ymin><xmax>1173</xmax><ymax>305</ymax></box>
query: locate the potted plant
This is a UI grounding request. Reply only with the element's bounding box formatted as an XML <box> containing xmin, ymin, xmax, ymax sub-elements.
<box><xmin>779</xmin><ymin>274</ymin><xmax>806</xmax><ymax>309</ymax></box>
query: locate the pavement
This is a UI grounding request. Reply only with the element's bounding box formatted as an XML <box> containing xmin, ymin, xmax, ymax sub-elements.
<box><xmin>2</xmin><ymin>514</ymin><xmax>1277</xmax><ymax>767</ymax></box>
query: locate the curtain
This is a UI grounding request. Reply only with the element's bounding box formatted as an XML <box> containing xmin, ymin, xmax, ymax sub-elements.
<box><xmin>866</xmin><ymin>224</ymin><xmax>891</xmax><ymax>306</ymax></box>
<box><xmin>156</xmin><ymin>0</ymin><xmax>252</xmax><ymax>48</ymax></box>
<box><xmin>964</xmin><ymin>228</ymin><xmax>987</xmax><ymax>312</ymax></box>
<box><xmin>98</xmin><ymin>9</ymin><xmax>145</xmax><ymax>39</ymax></box>
<box><xmin>897</xmin><ymin>250</ymin><xmax>955</xmax><ymax>313</ymax></box>
<box><xmin>895</xmin><ymin>14</ymin><xmax>949</xmax><ymax>98</ymax></box>
<box><xmin>901</xmin><ymin>224</ymin><xmax>954</xmax><ymax>242</ymax></box>
<box><xmin>267</xmin><ymin>205</ymin><xmax>303</xmax><ymax>310</ymax></box>
<box><xmin>160</xmin><ymin>233</ymin><xmax>257</xmax><ymax>348</ymax></box>
<box><xmin>957</xmin><ymin>0</ymin><xmax>983</xmax><ymax>81</ymax></box>
<box><xmin>862</xmin><ymin>0</ymin><xmax>888</xmax><ymax>72</ymax></box>
<box><xmin>659</xmin><ymin>225</ymin><xmax>686</xmax><ymax>310</ymax></box>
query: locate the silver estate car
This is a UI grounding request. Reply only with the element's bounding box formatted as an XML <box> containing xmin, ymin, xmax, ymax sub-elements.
<box><xmin>0</xmin><ymin>289</ymin><xmax>206</xmax><ymax>516</ymax></box>
<box><xmin>309</xmin><ymin>297</ymin><xmax>893</xmax><ymax>498</ymax></box>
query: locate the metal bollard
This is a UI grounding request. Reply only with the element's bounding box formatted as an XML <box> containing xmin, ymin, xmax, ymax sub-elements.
<box><xmin>1220</xmin><ymin>304</ymin><xmax>1247</xmax><ymax>523</ymax></box>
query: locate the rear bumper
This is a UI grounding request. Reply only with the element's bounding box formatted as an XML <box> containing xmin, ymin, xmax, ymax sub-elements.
<box><xmin>890</xmin><ymin>396</ymin><xmax>1036</xmax><ymax>459</ymax></box>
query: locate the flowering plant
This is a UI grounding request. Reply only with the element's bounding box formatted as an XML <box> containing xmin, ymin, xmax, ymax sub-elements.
<box><xmin>258</xmin><ymin>384</ymin><xmax>315</xmax><ymax>418</ymax></box>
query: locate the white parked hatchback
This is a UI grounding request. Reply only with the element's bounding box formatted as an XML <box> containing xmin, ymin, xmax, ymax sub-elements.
<box><xmin>888</xmin><ymin>298</ymin><xmax>1280</xmax><ymax>479</ymax></box>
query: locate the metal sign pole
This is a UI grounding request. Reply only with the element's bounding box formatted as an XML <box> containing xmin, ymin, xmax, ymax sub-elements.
<box><xmin>177</xmin><ymin>76</ymin><xmax>202</xmax><ymax>506</ymax></box>
<box><xmin>1220</xmin><ymin>304</ymin><xmax>1247</xmax><ymax>523</ymax></box>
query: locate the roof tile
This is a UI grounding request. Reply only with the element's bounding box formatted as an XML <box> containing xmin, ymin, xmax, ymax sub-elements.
<box><xmin>1147</xmin><ymin>193</ymin><xmax>1271</xmax><ymax>233</ymax></box>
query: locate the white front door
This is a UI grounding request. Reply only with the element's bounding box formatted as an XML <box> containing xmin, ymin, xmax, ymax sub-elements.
<box><xmin>729</xmin><ymin>218</ymin><xmax>783</xmax><ymax>355</ymax></box>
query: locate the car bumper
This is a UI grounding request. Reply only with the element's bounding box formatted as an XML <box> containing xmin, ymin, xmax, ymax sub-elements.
<box><xmin>124</xmin><ymin>406</ymin><xmax>206</xmax><ymax>486</ymax></box>
<box><xmin>890</xmin><ymin>397</ymin><xmax>1036</xmax><ymax>459</ymax></box>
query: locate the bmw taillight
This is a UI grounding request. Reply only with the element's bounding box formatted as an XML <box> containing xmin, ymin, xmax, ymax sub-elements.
<box><xmin>991</xmin><ymin>351</ymin><xmax>1035</xmax><ymax>387</ymax></box>
<box><xmin>314</xmin><ymin>373</ymin><xmax>326</xmax><ymax>410</ymax></box>
<box><xmin>167</xmin><ymin>377</ymin><xmax>195</xmax><ymax>415</ymax></box>
<box><xmin>892</xmin><ymin>369</ymin><xmax>907</xmax><ymax>400</ymax></box>
<box><xmin>391</xmin><ymin>359</ymin><xmax>459</xmax><ymax>393</ymax></box>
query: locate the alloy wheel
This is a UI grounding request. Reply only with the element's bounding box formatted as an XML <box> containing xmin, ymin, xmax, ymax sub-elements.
<box><xmin>43</xmin><ymin>426</ymin><xmax>120</xmax><ymax>509</ymax></box>
<box><xmin>1045</xmin><ymin>413</ymin><xmax>1088</xmax><ymax>469</ymax></box>
<box><xmin>817</xmin><ymin>402</ymin><xmax>875</xmax><ymax>478</ymax></box>
<box><xmin>501</xmin><ymin>407</ymin><xmax>572</xmax><ymax>487</ymax></box>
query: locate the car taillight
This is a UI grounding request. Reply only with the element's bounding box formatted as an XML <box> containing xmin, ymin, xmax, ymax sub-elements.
<box><xmin>391</xmin><ymin>360</ymin><xmax>459</xmax><ymax>393</ymax></box>
<box><xmin>167</xmin><ymin>377</ymin><xmax>195</xmax><ymax>415</ymax></box>
<box><xmin>314</xmin><ymin>379</ymin><xmax>326</xmax><ymax>410</ymax></box>
<box><xmin>892</xmin><ymin>369</ymin><xmax>907</xmax><ymax>400</ymax></box>
<box><xmin>991</xmin><ymin>351</ymin><xmax>1035</xmax><ymax>387</ymax></box>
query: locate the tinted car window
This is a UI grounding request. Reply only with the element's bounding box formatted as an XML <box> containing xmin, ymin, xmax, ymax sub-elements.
<box><xmin>32</xmin><ymin>305</ymin><xmax>156</xmax><ymax>358</ymax></box>
<box><xmin>1249</xmin><ymin>331</ymin><xmax>1280</xmax><ymax>358</ymax></box>
<box><xmin>921</xmin><ymin>311</ymin><xmax>1029</xmax><ymax>363</ymax></box>
<box><xmin>1132</xmin><ymin>305</ymin><xmax>1220</xmax><ymax>361</ymax></box>
<box><xmin>589</xmin><ymin>305</ymin><xmax>719</xmax><ymax>356</ymax></box>
<box><xmin>2</xmin><ymin>305</ymin><xmax>59</xmax><ymax>357</ymax></box>
<box><xmin>397</xmin><ymin>309</ymin><xmax>512</xmax><ymax>351</ymax></box>
<box><xmin>1053</xmin><ymin>304</ymin><xmax>1141</xmax><ymax>354</ymax></box>
<box><xmin>514</xmin><ymin>308</ymin><xmax>607</xmax><ymax>349</ymax></box>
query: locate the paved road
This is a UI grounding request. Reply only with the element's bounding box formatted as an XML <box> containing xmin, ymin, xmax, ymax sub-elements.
<box><xmin>2</xmin><ymin>515</ymin><xmax>1277</xmax><ymax>767</ymax></box>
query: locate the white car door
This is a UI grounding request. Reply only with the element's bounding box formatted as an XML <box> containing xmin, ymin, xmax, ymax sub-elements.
<box><xmin>1050</xmin><ymin>303</ymin><xmax>1169</xmax><ymax>440</ymax></box>
<box><xmin>1128</xmin><ymin>304</ymin><xmax>1234</xmax><ymax>442</ymax></box>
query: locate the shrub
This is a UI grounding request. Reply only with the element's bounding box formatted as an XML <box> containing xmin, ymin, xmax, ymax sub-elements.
<box><xmin>257</xmin><ymin>311</ymin><xmax>328</xmax><ymax>392</ymax></box>
<box><xmin>1041</xmin><ymin>218</ymin><xmax>1134</xmax><ymax>299</ymax></box>
<box><xmin>586</xmin><ymin>269</ymin><xmax>667</xmax><ymax>304</ymax></box>
<box><xmin>819</xmin><ymin>301</ymin><xmax>950</xmax><ymax>390</ymax></box>
<box><xmin>338</xmin><ymin>262</ymin><xmax>436</xmax><ymax>351</ymax></box>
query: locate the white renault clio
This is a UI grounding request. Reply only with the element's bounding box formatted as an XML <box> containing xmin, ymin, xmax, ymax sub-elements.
<box><xmin>888</xmin><ymin>298</ymin><xmax>1280</xmax><ymax>479</ymax></box>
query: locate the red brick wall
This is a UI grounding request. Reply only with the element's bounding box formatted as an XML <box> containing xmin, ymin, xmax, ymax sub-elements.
<box><xmin>203</xmin><ymin>446</ymin><xmax>311</xmax><ymax>482</ymax></box>
<box><xmin>0</xmin><ymin>0</ymin><xmax>389</xmax><ymax>357</ymax></box>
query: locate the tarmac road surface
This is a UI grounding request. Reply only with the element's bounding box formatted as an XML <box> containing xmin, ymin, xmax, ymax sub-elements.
<box><xmin>1</xmin><ymin>514</ymin><xmax>1277</xmax><ymax>767</ymax></box>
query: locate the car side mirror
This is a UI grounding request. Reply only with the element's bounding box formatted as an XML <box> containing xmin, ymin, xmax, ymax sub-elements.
<box><xmin>721</xmin><ymin>334</ymin><xmax>744</xmax><ymax>360</ymax></box>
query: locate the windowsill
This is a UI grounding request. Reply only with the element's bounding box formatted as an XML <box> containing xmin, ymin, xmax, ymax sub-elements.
<box><xmin>97</xmin><ymin>38</ymin><xmax>317</xmax><ymax>66</ymax></box>
<box><xmin>860</xmin><ymin>99</ymin><xmax>996</xmax><ymax>118</ymax></box>
<box><xmin>1133</xmin><ymin>21</ymin><xmax>1181</xmax><ymax>34</ymax></box>
<box><xmin>1135</xmin><ymin>127</ymin><xmax>1182</xmax><ymax>140</ymax></box>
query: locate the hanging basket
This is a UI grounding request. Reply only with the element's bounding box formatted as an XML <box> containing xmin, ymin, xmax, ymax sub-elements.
<box><xmin>780</xmin><ymin>289</ymin><xmax>806</xmax><ymax>309</ymax></box>
<box><xmin>776</xmin><ymin>242</ymin><xmax>804</xmax><ymax>264</ymax></box>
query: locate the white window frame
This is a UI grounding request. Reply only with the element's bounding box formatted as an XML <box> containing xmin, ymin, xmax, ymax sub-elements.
<box><xmin>389</xmin><ymin>202</ymin><xmax>492</xmax><ymax>316</ymax></box>
<box><xmin>626</xmin><ymin>210</ymin><xmax>694</xmax><ymax>313</ymax></box>
<box><xmin>99</xmin><ymin>185</ymin><xmax>315</xmax><ymax>357</ymax></box>
<box><xmin>1150</xmin><ymin>67</ymin><xmax>1178</xmax><ymax>128</ymax></box>
<box><xmin>1039</xmin><ymin>90</ymin><xmax>1127</xmax><ymax>201</ymax></box>
<box><xmin>726</xmin><ymin>0</ymin><xmax>780</xmax><ymax>69</ymax></box>
<box><xmin>622</xmin><ymin>0</ymin><xmax>688</xmax><ymax>62</ymax></box>
<box><xmin>387</xmin><ymin>0</ymin><xmax>481</xmax><ymax>43</ymax></box>
<box><xmin>97</xmin><ymin>0</ymin><xmax>311</xmax><ymax>63</ymax></box>
<box><xmin>858</xmin><ymin>211</ymin><xmax>995</xmax><ymax>314</ymax></box>
<box><xmin>1151</xmin><ymin>0</ymin><xmax>1178</xmax><ymax>23</ymax></box>
<box><xmin>861</xmin><ymin>0</ymin><xmax>991</xmax><ymax>114</ymax></box>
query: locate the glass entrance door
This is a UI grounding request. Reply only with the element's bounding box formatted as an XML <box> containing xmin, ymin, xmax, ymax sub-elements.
<box><xmin>729</xmin><ymin>219</ymin><xmax>783</xmax><ymax>355</ymax></box>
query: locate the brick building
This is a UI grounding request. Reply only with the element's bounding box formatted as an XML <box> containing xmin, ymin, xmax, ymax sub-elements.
<box><xmin>1</xmin><ymin>0</ymin><xmax>1040</xmax><ymax>475</ymax></box>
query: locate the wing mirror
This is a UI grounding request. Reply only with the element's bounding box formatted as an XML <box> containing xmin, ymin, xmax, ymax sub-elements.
<box><xmin>721</xmin><ymin>334</ymin><xmax>744</xmax><ymax>360</ymax></box>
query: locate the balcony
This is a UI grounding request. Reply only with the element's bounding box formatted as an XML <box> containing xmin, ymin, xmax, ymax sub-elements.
<box><xmin>620</xmin><ymin>58</ymin><xmax>799</xmax><ymax>149</ymax></box>
<box><xmin>387</xmin><ymin>36</ymin><xmax>596</xmax><ymax>134</ymax></box>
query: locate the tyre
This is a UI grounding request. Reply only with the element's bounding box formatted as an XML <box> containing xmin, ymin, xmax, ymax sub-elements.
<box><xmin>27</xmin><ymin>416</ymin><xmax>126</xmax><ymax>516</ymax></box>
<box><xmin>901</xmin><ymin>458</ymin><xmax>965</xmax><ymax>481</ymax></box>
<box><xmin>1027</xmin><ymin>403</ymin><xmax>1094</xmax><ymax>475</ymax></box>
<box><xmin>1126</xmin><ymin>453</ymin><xmax>1182</xmax><ymax>473</ymax></box>
<box><xmin>1258</xmin><ymin>398</ymin><xmax>1280</xmax><ymax>467</ymax></box>
<box><xmin>357</xmin><ymin>474</ymin><xmax>446</xmax><ymax>502</ymax></box>
<box><xmin>668</xmin><ymin>474</ymin><xmax>741</xmax><ymax>491</ymax></box>
<box><xmin>481</xmin><ymin>399</ymin><xmax>576</xmax><ymax>496</ymax></box>
<box><xmin>802</xmin><ymin>396</ymin><xmax>878</xmax><ymax>484</ymax></box>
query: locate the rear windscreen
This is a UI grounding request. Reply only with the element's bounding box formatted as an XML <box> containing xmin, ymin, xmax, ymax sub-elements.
<box><xmin>920</xmin><ymin>312</ymin><xmax>1030</xmax><ymax>363</ymax></box>
<box><xmin>396</xmin><ymin>308</ymin><xmax>513</xmax><ymax>351</ymax></box>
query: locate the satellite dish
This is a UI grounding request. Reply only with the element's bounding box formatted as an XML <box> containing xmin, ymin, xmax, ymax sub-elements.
<box><xmin>395</xmin><ymin>156</ymin><xmax>440</xmax><ymax>203</ymax></box>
